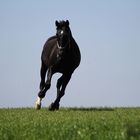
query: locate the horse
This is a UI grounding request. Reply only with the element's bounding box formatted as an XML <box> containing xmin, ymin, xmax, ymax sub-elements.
<box><xmin>35</xmin><ymin>20</ymin><xmax>81</xmax><ymax>111</ymax></box>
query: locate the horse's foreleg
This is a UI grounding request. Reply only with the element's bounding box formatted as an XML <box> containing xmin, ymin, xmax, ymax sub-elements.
<box><xmin>56</xmin><ymin>75</ymin><xmax>64</xmax><ymax>98</ymax></box>
<box><xmin>36</xmin><ymin>68</ymin><xmax>53</xmax><ymax>109</ymax></box>
<box><xmin>35</xmin><ymin>67</ymin><xmax>53</xmax><ymax>109</ymax></box>
<box><xmin>40</xmin><ymin>61</ymin><xmax>47</xmax><ymax>90</ymax></box>
<box><xmin>35</xmin><ymin>62</ymin><xmax>48</xmax><ymax>110</ymax></box>
<box><xmin>38</xmin><ymin>67</ymin><xmax>53</xmax><ymax>97</ymax></box>
<box><xmin>49</xmin><ymin>73</ymin><xmax>72</xmax><ymax>111</ymax></box>
<box><xmin>45</xmin><ymin>67</ymin><xmax>53</xmax><ymax>90</ymax></box>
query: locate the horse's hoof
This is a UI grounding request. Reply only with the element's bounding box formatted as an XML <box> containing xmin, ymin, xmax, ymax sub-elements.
<box><xmin>35</xmin><ymin>103</ymin><xmax>41</xmax><ymax>110</ymax></box>
<box><xmin>48</xmin><ymin>102</ymin><xmax>59</xmax><ymax>111</ymax></box>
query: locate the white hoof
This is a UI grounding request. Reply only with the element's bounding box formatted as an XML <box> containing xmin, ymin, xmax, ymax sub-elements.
<box><xmin>35</xmin><ymin>102</ymin><xmax>41</xmax><ymax>110</ymax></box>
<box><xmin>35</xmin><ymin>97</ymin><xmax>42</xmax><ymax>110</ymax></box>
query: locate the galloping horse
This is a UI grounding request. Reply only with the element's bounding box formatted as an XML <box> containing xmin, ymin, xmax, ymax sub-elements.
<box><xmin>35</xmin><ymin>20</ymin><xmax>81</xmax><ymax>110</ymax></box>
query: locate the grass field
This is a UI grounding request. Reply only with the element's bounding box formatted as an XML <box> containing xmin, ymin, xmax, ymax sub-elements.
<box><xmin>0</xmin><ymin>107</ymin><xmax>140</xmax><ymax>140</ymax></box>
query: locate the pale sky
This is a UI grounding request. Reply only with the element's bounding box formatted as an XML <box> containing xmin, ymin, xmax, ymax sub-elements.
<box><xmin>0</xmin><ymin>0</ymin><xmax>140</xmax><ymax>108</ymax></box>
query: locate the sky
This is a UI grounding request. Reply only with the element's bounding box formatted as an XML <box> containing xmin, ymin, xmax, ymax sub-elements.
<box><xmin>0</xmin><ymin>0</ymin><xmax>140</xmax><ymax>108</ymax></box>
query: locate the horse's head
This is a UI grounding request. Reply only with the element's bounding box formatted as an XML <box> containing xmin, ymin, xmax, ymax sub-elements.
<box><xmin>55</xmin><ymin>20</ymin><xmax>71</xmax><ymax>49</ymax></box>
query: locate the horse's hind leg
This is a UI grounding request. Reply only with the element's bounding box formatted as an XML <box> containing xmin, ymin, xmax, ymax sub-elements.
<box><xmin>35</xmin><ymin>61</ymin><xmax>47</xmax><ymax>109</ymax></box>
<box><xmin>49</xmin><ymin>73</ymin><xmax>72</xmax><ymax>111</ymax></box>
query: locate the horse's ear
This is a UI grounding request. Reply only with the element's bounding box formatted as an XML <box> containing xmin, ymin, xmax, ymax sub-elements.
<box><xmin>66</xmin><ymin>20</ymin><xmax>69</xmax><ymax>26</ymax></box>
<box><xmin>55</xmin><ymin>20</ymin><xmax>59</xmax><ymax>27</ymax></box>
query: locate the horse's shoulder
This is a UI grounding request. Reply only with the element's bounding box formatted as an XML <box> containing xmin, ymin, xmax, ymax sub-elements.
<box><xmin>47</xmin><ymin>36</ymin><xmax>57</xmax><ymax>42</ymax></box>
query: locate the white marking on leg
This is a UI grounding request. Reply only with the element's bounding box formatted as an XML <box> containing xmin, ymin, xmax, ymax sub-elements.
<box><xmin>35</xmin><ymin>97</ymin><xmax>42</xmax><ymax>109</ymax></box>
<box><xmin>36</xmin><ymin>97</ymin><xmax>42</xmax><ymax>105</ymax></box>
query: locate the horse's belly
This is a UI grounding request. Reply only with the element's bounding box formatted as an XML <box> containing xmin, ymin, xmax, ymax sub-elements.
<box><xmin>54</xmin><ymin>59</ymin><xmax>76</xmax><ymax>74</ymax></box>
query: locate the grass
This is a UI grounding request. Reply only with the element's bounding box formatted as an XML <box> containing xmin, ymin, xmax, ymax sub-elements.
<box><xmin>0</xmin><ymin>107</ymin><xmax>140</xmax><ymax>140</ymax></box>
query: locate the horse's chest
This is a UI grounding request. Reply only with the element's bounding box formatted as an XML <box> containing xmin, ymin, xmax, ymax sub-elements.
<box><xmin>55</xmin><ymin>54</ymin><xmax>74</xmax><ymax>72</ymax></box>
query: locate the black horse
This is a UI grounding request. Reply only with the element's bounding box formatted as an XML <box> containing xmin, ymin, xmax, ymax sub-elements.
<box><xmin>35</xmin><ymin>20</ymin><xmax>81</xmax><ymax>110</ymax></box>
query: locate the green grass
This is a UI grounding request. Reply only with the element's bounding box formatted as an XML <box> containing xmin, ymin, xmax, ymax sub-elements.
<box><xmin>0</xmin><ymin>107</ymin><xmax>140</xmax><ymax>140</ymax></box>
